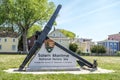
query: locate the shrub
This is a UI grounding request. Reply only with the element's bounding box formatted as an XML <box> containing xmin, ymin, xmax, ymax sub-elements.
<box><xmin>116</xmin><ymin>51</ymin><xmax>120</xmax><ymax>56</ymax></box>
<box><xmin>77</xmin><ymin>49</ymin><xmax>82</xmax><ymax>55</ymax></box>
<box><xmin>91</xmin><ymin>45</ymin><xmax>106</xmax><ymax>54</ymax></box>
<box><xmin>69</xmin><ymin>43</ymin><xmax>78</xmax><ymax>52</ymax></box>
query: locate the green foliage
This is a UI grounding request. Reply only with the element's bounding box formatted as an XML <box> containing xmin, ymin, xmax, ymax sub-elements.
<box><xmin>60</xmin><ymin>29</ymin><xmax>76</xmax><ymax>38</ymax></box>
<box><xmin>0</xmin><ymin>0</ymin><xmax>8</xmax><ymax>25</ymax></box>
<box><xmin>91</xmin><ymin>45</ymin><xmax>106</xmax><ymax>54</ymax></box>
<box><xmin>27</xmin><ymin>25</ymin><xmax>42</xmax><ymax>38</ymax></box>
<box><xmin>77</xmin><ymin>49</ymin><xmax>82</xmax><ymax>55</ymax></box>
<box><xmin>0</xmin><ymin>0</ymin><xmax>55</xmax><ymax>32</ymax></box>
<box><xmin>78</xmin><ymin>52</ymin><xmax>90</xmax><ymax>56</ymax></box>
<box><xmin>0</xmin><ymin>27</ymin><xmax>13</xmax><ymax>31</ymax></box>
<box><xmin>0</xmin><ymin>0</ymin><xmax>55</xmax><ymax>52</ymax></box>
<box><xmin>116</xmin><ymin>51</ymin><xmax>120</xmax><ymax>56</ymax></box>
<box><xmin>69</xmin><ymin>43</ymin><xmax>78</xmax><ymax>52</ymax></box>
<box><xmin>77</xmin><ymin>49</ymin><xmax>90</xmax><ymax>56</ymax></box>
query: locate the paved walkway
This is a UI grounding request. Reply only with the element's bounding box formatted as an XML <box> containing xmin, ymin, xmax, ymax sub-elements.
<box><xmin>4</xmin><ymin>68</ymin><xmax>114</xmax><ymax>74</ymax></box>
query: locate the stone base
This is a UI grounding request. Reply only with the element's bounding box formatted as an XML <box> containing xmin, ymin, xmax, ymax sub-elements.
<box><xmin>4</xmin><ymin>67</ymin><xmax>114</xmax><ymax>74</ymax></box>
<box><xmin>26</xmin><ymin>67</ymin><xmax>80</xmax><ymax>71</ymax></box>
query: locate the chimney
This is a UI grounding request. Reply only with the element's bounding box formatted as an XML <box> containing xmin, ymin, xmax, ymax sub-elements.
<box><xmin>54</xmin><ymin>27</ymin><xmax>56</xmax><ymax>31</ymax></box>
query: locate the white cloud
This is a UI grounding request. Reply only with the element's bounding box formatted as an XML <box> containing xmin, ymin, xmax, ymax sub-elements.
<box><xmin>54</xmin><ymin>0</ymin><xmax>120</xmax><ymax>41</ymax></box>
<box><xmin>57</xmin><ymin>1</ymin><xmax>120</xmax><ymax>25</ymax></box>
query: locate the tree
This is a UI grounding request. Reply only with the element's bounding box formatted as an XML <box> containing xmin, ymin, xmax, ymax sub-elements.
<box><xmin>0</xmin><ymin>0</ymin><xmax>7</xmax><ymax>25</ymax></box>
<box><xmin>90</xmin><ymin>45</ymin><xmax>106</xmax><ymax>55</ymax></box>
<box><xmin>0</xmin><ymin>27</ymin><xmax>14</xmax><ymax>32</ymax></box>
<box><xmin>0</xmin><ymin>0</ymin><xmax>55</xmax><ymax>53</ymax></box>
<box><xmin>27</xmin><ymin>25</ymin><xmax>42</xmax><ymax>38</ymax></box>
<box><xmin>60</xmin><ymin>29</ymin><xmax>76</xmax><ymax>39</ymax></box>
<box><xmin>69</xmin><ymin>43</ymin><xmax>78</xmax><ymax>52</ymax></box>
<box><xmin>18</xmin><ymin>25</ymin><xmax>42</xmax><ymax>51</ymax></box>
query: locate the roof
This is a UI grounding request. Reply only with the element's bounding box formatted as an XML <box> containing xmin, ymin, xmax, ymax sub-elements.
<box><xmin>97</xmin><ymin>40</ymin><xmax>119</xmax><ymax>43</ymax></box>
<box><xmin>0</xmin><ymin>31</ymin><xmax>19</xmax><ymax>38</ymax></box>
<box><xmin>108</xmin><ymin>32</ymin><xmax>120</xmax><ymax>36</ymax></box>
<box><xmin>48</xmin><ymin>29</ymin><xmax>67</xmax><ymax>38</ymax></box>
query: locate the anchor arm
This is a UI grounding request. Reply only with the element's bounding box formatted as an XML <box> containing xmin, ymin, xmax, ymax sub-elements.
<box><xmin>18</xmin><ymin>4</ymin><xmax>62</xmax><ymax>71</ymax></box>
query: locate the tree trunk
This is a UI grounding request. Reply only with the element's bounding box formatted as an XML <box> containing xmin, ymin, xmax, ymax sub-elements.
<box><xmin>22</xmin><ymin>30</ymin><xmax>28</xmax><ymax>53</ymax></box>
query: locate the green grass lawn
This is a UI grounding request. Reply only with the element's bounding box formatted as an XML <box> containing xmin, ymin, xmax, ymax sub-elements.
<box><xmin>0</xmin><ymin>54</ymin><xmax>120</xmax><ymax>80</ymax></box>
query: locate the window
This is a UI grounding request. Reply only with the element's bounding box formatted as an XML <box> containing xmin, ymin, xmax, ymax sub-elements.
<box><xmin>12</xmin><ymin>45</ymin><xmax>16</xmax><ymax>50</ymax></box>
<box><xmin>0</xmin><ymin>45</ymin><xmax>1</xmax><ymax>49</ymax></box>
<box><xmin>110</xmin><ymin>42</ymin><xmax>113</xmax><ymax>46</ymax></box>
<box><xmin>13</xmin><ymin>39</ymin><xmax>15</xmax><ymax>42</ymax></box>
<box><xmin>53</xmin><ymin>34</ymin><xmax>55</xmax><ymax>37</ymax></box>
<box><xmin>60</xmin><ymin>34</ymin><xmax>61</xmax><ymax>37</ymax></box>
<box><xmin>83</xmin><ymin>39</ymin><xmax>85</xmax><ymax>42</ymax></box>
<box><xmin>5</xmin><ymin>39</ymin><xmax>7</xmax><ymax>42</ymax></box>
<box><xmin>28</xmin><ymin>40</ymin><xmax>31</xmax><ymax>43</ymax></box>
<box><xmin>60</xmin><ymin>40</ymin><xmax>61</xmax><ymax>43</ymax></box>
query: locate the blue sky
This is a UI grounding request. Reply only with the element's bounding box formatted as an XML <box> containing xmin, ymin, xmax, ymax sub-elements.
<box><xmin>50</xmin><ymin>0</ymin><xmax>120</xmax><ymax>41</ymax></box>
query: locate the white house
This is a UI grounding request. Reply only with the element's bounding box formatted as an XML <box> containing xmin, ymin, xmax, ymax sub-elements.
<box><xmin>48</xmin><ymin>29</ymin><xmax>70</xmax><ymax>49</ymax></box>
<box><xmin>0</xmin><ymin>31</ymin><xmax>19</xmax><ymax>53</ymax></box>
<box><xmin>73</xmin><ymin>38</ymin><xmax>94</xmax><ymax>53</ymax></box>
